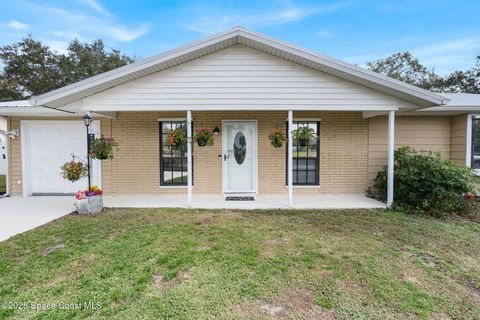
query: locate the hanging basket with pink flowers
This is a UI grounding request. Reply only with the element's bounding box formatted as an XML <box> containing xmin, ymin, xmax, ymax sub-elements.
<box><xmin>90</xmin><ymin>135</ymin><xmax>118</xmax><ymax>160</ymax></box>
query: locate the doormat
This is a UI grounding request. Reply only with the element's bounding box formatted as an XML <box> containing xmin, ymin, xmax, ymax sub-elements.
<box><xmin>225</xmin><ymin>196</ymin><xmax>255</xmax><ymax>201</ymax></box>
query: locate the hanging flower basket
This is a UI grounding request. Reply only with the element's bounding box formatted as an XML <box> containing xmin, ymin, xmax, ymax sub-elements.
<box><xmin>60</xmin><ymin>160</ymin><xmax>88</xmax><ymax>182</ymax></box>
<box><xmin>292</xmin><ymin>126</ymin><xmax>316</xmax><ymax>147</ymax></box>
<box><xmin>268</xmin><ymin>130</ymin><xmax>287</xmax><ymax>148</ymax></box>
<box><xmin>75</xmin><ymin>186</ymin><xmax>103</xmax><ymax>214</ymax></box>
<box><xmin>168</xmin><ymin>128</ymin><xmax>187</xmax><ymax>146</ymax></box>
<box><xmin>90</xmin><ymin>135</ymin><xmax>118</xmax><ymax>160</ymax></box>
<box><xmin>192</xmin><ymin>128</ymin><xmax>215</xmax><ymax>147</ymax></box>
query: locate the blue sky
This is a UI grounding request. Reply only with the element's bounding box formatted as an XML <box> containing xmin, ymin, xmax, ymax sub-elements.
<box><xmin>1</xmin><ymin>0</ymin><xmax>479</xmax><ymax>74</ymax></box>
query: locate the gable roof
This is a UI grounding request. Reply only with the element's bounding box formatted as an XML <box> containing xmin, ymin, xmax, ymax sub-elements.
<box><xmin>34</xmin><ymin>26</ymin><xmax>448</xmax><ymax>108</ymax></box>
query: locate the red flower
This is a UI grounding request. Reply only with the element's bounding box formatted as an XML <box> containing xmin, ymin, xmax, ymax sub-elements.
<box><xmin>465</xmin><ymin>193</ymin><xmax>475</xmax><ymax>200</ymax></box>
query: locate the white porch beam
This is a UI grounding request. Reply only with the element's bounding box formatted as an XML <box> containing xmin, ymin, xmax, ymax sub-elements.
<box><xmin>288</xmin><ymin>110</ymin><xmax>293</xmax><ymax>207</ymax></box>
<box><xmin>387</xmin><ymin>110</ymin><xmax>395</xmax><ymax>207</ymax></box>
<box><xmin>187</xmin><ymin>110</ymin><xmax>193</xmax><ymax>208</ymax></box>
<box><xmin>92</xmin><ymin>111</ymin><xmax>117</xmax><ymax>119</ymax></box>
<box><xmin>362</xmin><ymin>111</ymin><xmax>388</xmax><ymax>119</ymax></box>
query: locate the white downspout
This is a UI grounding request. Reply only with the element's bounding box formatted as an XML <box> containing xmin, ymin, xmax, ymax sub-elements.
<box><xmin>387</xmin><ymin>110</ymin><xmax>395</xmax><ymax>207</ymax></box>
<box><xmin>187</xmin><ymin>110</ymin><xmax>193</xmax><ymax>208</ymax></box>
<box><xmin>466</xmin><ymin>114</ymin><xmax>472</xmax><ymax>168</ymax></box>
<box><xmin>288</xmin><ymin>110</ymin><xmax>293</xmax><ymax>207</ymax></box>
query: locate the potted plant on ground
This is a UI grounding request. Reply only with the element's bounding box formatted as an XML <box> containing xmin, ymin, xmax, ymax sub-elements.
<box><xmin>90</xmin><ymin>135</ymin><xmax>118</xmax><ymax>160</ymax></box>
<box><xmin>268</xmin><ymin>130</ymin><xmax>287</xmax><ymax>148</ymax></box>
<box><xmin>192</xmin><ymin>128</ymin><xmax>215</xmax><ymax>147</ymax></box>
<box><xmin>60</xmin><ymin>159</ymin><xmax>88</xmax><ymax>182</ymax></box>
<box><xmin>292</xmin><ymin>126</ymin><xmax>316</xmax><ymax>147</ymax></box>
<box><xmin>75</xmin><ymin>186</ymin><xmax>103</xmax><ymax>214</ymax></box>
<box><xmin>168</xmin><ymin>128</ymin><xmax>187</xmax><ymax>146</ymax></box>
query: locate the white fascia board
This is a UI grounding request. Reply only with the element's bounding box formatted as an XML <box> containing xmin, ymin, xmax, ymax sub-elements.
<box><xmin>0</xmin><ymin>100</ymin><xmax>34</xmax><ymax>107</ymax></box>
<box><xmin>414</xmin><ymin>106</ymin><xmax>480</xmax><ymax>112</ymax></box>
<box><xmin>82</xmin><ymin>105</ymin><xmax>400</xmax><ymax>112</ymax></box>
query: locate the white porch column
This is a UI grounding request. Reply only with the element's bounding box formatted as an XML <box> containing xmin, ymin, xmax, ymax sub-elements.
<box><xmin>387</xmin><ymin>110</ymin><xmax>395</xmax><ymax>207</ymax></box>
<box><xmin>288</xmin><ymin>110</ymin><xmax>293</xmax><ymax>207</ymax></box>
<box><xmin>187</xmin><ymin>110</ymin><xmax>193</xmax><ymax>208</ymax></box>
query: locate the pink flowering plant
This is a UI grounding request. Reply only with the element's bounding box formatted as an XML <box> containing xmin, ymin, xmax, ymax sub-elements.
<box><xmin>90</xmin><ymin>135</ymin><xmax>118</xmax><ymax>160</ymax></box>
<box><xmin>75</xmin><ymin>186</ymin><xmax>102</xmax><ymax>200</ymax></box>
<box><xmin>61</xmin><ymin>160</ymin><xmax>88</xmax><ymax>182</ymax></box>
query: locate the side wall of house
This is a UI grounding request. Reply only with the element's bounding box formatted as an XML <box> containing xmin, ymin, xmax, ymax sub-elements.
<box><xmin>450</xmin><ymin>114</ymin><xmax>468</xmax><ymax>165</ymax></box>
<box><xmin>368</xmin><ymin>116</ymin><xmax>453</xmax><ymax>181</ymax></box>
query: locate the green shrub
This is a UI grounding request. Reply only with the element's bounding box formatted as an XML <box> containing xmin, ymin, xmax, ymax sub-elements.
<box><xmin>367</xmin><ymin>146</ymin><xmax>478</xmax><ymax>217</ymax></box>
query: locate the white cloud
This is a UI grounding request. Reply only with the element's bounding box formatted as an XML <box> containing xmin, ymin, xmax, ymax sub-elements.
<box><xmin>183</xmin><ymin>0</ymin><xmax>357</xmax><ymax>34</ymax></box>
<box><xmin>7</xmin><ymin>20</ymin><xmax>30</xmax><ymax>30</ymax></box>
<box><xmin>317</xmin><ymin>30</ymin><xmax>334</xmax><ymax>38</ymax></box>
<box><xmin>76</xmin><ymin>0</ymin><xmax>111</xmax><ymax>16</ymax></box>
<box><xmin>100</xmin><ymin>23</ymin><xmax>150</xmax><ymax>42</ymax></box>
<box><xmin>45</xmin><ymin>40</ymin><xmax>70</xmax><ymax>54</ymax></box>
<box><xmin>17</xmin><ymin>0</ymin><xmax>150</xmax><ymax>43</ymax></box>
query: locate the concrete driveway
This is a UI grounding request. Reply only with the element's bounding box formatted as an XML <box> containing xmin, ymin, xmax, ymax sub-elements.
<box><xmin>0</xmin><ymin>196</ymin><xmax>75</xmax><ymax>242</ymax></box>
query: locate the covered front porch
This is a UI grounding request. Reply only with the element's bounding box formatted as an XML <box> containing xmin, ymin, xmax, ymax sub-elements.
<box><xmin>103</xmin><ymin>193</ymin><xmax>386</xmax><ymax>209</ymax></box>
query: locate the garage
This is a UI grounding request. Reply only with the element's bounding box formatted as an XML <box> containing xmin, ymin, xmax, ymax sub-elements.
<box><xmin>21</xmin><ymin>120</ymin><xmax>101</xmax><ymax>196</ymax></box>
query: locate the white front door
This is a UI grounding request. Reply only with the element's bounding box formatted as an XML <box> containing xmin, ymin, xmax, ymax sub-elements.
<box><xmin>223</xmin><ymin>121</ymin><xmax>257</xmax><ymax>193</ymax></box>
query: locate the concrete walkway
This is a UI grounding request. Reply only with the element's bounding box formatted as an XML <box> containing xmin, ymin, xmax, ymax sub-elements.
<box><xmin>104</xmin><ymin>194</ymin><xmax>386</xmax><ymax>210</ymax></box>
<box><xmin>0</xmin><ymin>196</ymin><xmax>75</xmax><ymax>242</ymax></box>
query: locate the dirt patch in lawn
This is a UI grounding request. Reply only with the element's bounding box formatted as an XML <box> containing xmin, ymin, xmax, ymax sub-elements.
<box><xmin>151</xmin><ymin>269</ymin><xmax>190</xmax><ymax>290</ymax></box>
<box><xmin>41</xmin><ymin>243</ymin><xmax>65</xmax><ymax>255</ymax></box>
<box><xmin>232</xmin><ymin>289</ymin><xmax>339</xmax><ymax>319</ymax></box>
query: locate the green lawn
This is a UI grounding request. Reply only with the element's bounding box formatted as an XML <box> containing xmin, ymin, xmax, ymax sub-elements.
<box><xmin>0</xmin><ymin>209</ymin><xmax>479</xmax><ymax>319</ymax></box>
<box><xmin>0</xmin><ymin>175</ymin><xmax>5</xmax><ymax>194</ymax></box>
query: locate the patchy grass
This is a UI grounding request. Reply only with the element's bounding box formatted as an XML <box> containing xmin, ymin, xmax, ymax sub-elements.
<box><xmin>0</xmin><ymin>175</ymin><xmax>5</xmax><ymax>194</ymax></box>
<box><xmin>0</xmin><ymin>209</ymin><xmax>479</xmax><ymax>319</ymax></box>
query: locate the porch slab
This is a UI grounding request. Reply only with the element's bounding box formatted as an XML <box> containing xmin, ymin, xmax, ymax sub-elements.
<box><xmin>103</xmin><ymin>194</ymin><xmax>386</xmax><ymax>210</ymax></box>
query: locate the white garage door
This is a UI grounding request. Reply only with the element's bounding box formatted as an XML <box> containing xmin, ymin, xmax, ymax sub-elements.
<box><xmin>22</xmin><ymin>121</ymin><xmax>101</xmax><ymax>196</ymax></box>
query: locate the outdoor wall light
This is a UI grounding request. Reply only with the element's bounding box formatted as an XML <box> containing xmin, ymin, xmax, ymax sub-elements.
<box><xmin>213</xmin><ymin>126</ymin><xmax>220</xmax><ymax>135</ymax></box>
<box><xmin>0</xmin><ymin>129</ymin><xmax>20</xmax><ymax>139</ymax></box>
<box><xmin>83</xmin><ymin>111</ymin><xmax>93</xmax><ymax>127</ymax></box>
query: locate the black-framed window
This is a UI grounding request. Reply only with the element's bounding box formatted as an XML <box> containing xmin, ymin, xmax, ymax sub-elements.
<box><xmin>472</xmin><ymin>117</ymin><xmax>480</xmax><ymax>169</ymax></box>
<box><xmin>159</xmin><ymin>121</ymin><xmax>193</xmax><ymax>186</ymax></box>
<box><xmin>286</xmin><ymin>121</ymin><xmax>320</xmax><ymax>185</ymax></box>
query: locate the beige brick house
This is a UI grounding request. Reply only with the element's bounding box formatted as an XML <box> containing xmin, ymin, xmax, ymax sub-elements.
<box><xmin>1</xmin><ymin>27</ymin><xmax>479</xmax><ymax>208</ymax></box>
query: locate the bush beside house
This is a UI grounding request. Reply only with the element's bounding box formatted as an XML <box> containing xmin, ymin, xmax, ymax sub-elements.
<box><xmin>367</xmin><ymin>146</ymin><xmax>479</xmax><ymax>218</ymax></box>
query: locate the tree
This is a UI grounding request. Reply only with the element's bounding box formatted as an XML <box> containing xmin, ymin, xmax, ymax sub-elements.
<box><xmin>366</xmin><ymin>52</ymin><xmax>439</xmax><ymax>90</ymax></box>
<box><xmin>0</xmin><ymin>36</ymin><xmax>134</xmax><ymax>101</ymax></box>
<box><xmin>366</xmin><ymin>51</ymin><xmax>480</xmax><ymax>93</ymax></box>
<box><xmin>436</xmin><ymin>56</ymin><xmax>480</xmax><ymax>94</ymax></box>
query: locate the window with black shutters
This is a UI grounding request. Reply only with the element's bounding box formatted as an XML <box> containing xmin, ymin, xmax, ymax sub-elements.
<box><xmin>472</xmin><ymin>117</ymin><xmax>480</xmax><ymax>169</ymax></box>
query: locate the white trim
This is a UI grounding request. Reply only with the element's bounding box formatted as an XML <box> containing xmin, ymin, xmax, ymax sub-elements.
<box><xmin>222</xmin><ymin>120</ymin><xmax>258</xmax><ymax>194</ymax></box>
<box><xmin>157</xmin><ymin>118</ymin><xmax>187</xmax><ymax>122</ymax></box>
<box><xmin>159</xmin><ymin>186</ymin><xmax>189</xmax><ymax>189</ymax></box>
<box><xmin>466</xmin><ymin>114</ymin><xmax>473</xmax><ymax>167</ymax></box>
<box><xmin>85</xmin><ymin>105</ymin><xmax>400</xmax><ymax>112</ymax></box>
<box><xmin>288</xmin><ymin>110</ymin><xmax>293</xmax><ymax>207</ymax></box>
<box><xmin>20</xmin><ymin>122</ymin><xmax>27</xmax><ymax>196</ymax></box>
<box><xmin>187</xmin><ymin>111</ymin><xmax>193</xmax><ymax>207</ymax></box>
<box><xmin>4</xmin><ymin>119</ymin><xmax>9</xmax><ymax>196</ymax></box>
<box><xmin>285</xmin><ymin>118</ymin><xmax>322</xmax><ymax>122</ymax></box>
<box><xmin>387</xmin><ymin>110</ymin><xmax>395</xmax><ymax>207</ymax></box>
